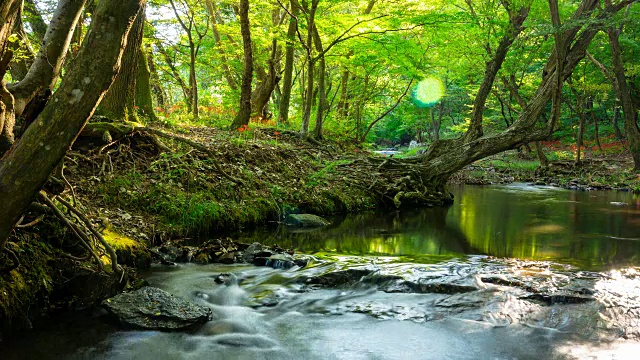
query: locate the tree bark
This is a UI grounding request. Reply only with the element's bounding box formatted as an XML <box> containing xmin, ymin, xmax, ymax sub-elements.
<box><xmin>608</xmin><ymin>23</ymin><xmax>640</xmax><ymax>171</ymax></box>
<box><xmin>99</xmin><ymin>1</ymin><xmax>145</xmax><ymax>121</ymax></box>
<box><xmin>277</xmin><ymin>0</ymin><xmax>298</xmax><ymax>124</ymax></box>
<box><xmin>300</xmin><ymin>0</ymin><xmax>319</xmax><ymax>135</ymax></box>
<box><xmin>0</xmin><ymin>0</ymin><xmax>145</xmax><ymax>248</ymax></box>
<box><xmin>312</xmin><ymin>24</ymin><xmax>326</xmax><ymax>139</ymax></box>
<box><xmin>0</xmin><ymin>0</ymin><xmax>22</xmax><ymax>155</ymax></box>
<box><xmin>8</xmin><ymin>0</ymin><xmax>87</xmax><ymax>117</ymax></box>
<box><xmin>231</xmin><ymin>0</ymin><xmax>253</xmax><ymax>129</ymax></box>
<box><xmin>135</xmin><ymin>46</ymin><xmax>159</xmax><ymax>122</ymax></box>
<box><xmin>251</xmin><ymin>38</ymin><xmax>281</xmax><ymax>119</ymax></box>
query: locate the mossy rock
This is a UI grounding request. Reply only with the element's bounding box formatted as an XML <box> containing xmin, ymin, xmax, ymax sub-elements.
<box><xmin>102</xmin><ymin>229</ymin><xmax>151</xmax><ymax>269</ymax></box>
<box><xmin>284</xmin><ymin>214</ymin><xmax>330</xmax><ymax>228</ymax></box>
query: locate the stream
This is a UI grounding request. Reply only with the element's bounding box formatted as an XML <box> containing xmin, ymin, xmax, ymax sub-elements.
<box><xmin>3</xmin><ymin>184</ymin><xmax>640</xmax><ymax>359</ymax></box>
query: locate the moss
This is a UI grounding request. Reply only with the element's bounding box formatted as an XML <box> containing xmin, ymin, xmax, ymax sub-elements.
<box><xmin>102</xmin><ymin>228</ymin><xmax>151</xmax><ymax>269</ymax></box>
<box><xmin>0</xmin><ymin>238</ymin><xmax>54</xmax><ymax>333</ymax></box>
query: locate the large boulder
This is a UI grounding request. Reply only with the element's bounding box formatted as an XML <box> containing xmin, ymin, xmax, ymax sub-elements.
<box><xmin>102</xmin><ymin>287</ymin><xmax>212</xmax><ymax>330</ymax></box>
<box><xmin>284</xmin><ymin>214</ymin><xmax>329</xmax><ymax>227</ymax></box>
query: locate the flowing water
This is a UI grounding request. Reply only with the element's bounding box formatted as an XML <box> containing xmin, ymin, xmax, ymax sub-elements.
<box><xmin>4</xmin><ymin>184</ymin><xmax>640</xmax><ymax>359</ymax></box>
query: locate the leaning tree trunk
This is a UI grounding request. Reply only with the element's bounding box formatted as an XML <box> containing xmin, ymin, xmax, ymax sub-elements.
<box><xmin>0</xmin><ymin>0</ymin><xmax>145</xmax><ymax>249</ymax></box>
<box><xmin>231</xmin><ymin>0</ymin><xmax>253</xmax><ymax>129</ymax></box>
<box><xmin>8</xmin><ymin>0</ymin><xmax>86</xmax><ymax>116</ymax></box>
<box><xmin>2</xmin><ymin>0</ymin><xmax>87</xmax><ymax>153</ymax></box>
<box><xmin>413</xmin><ymin>0</ymin><xmax>628</xmax><ymax>203</ymax></box>
<box><xmin>0</xmin><ymin>0</ymin><xmax>21</xmax><ymax>155</ymax></box>
<box><xmin>99</xmin><ymin>1</ymin><xmax>146</xmax><ymax>121</ymax></box>
<box><xmin>251</xmin><ymin>39</ymin><xmax>281</xmax><ymax>119</ymax></box>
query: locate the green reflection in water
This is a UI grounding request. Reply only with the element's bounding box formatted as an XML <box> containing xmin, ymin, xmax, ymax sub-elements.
<box><xmin>238</xmin><ymin>184</ymin><xmax>640</xmax><ymax>270</ymax></box>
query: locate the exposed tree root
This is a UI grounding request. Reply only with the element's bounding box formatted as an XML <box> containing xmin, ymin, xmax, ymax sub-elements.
<box><xmin>334</xmin><ymin>156</ymin><xmax>453</xmax><ymax>208</ymax></box>
<box><xmin>39</xmin><ymin>192</ymin><xmax>105</xmax><ymax>273</ymax></box>
<box><xmin>80</xmin><ymin>121</ymin><xmax>241</xmax><ymax>184</ymax></box>
<box><xmin>38</xmin><ymin>191</ymin><xmax>124</xmax><ymax>277</ymax></box>
<box><xmin>0</xmin><ymin>247</ymin><xmax>19</xmax><ymax>273</ymax></box>
<box><xmin>55</xmin><ymin>196</ymin><xmax>122</xmax><ymax>275</ymax></box>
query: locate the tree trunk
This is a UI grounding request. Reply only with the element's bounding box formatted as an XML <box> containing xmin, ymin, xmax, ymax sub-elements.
<box><xmin>300</xmin><ymin>0</ymin><xmax>319</xmax><ymax>136</ymax></box>
<box><xmin>608</xmin><ymin>24</ymin><xmax>640</xmax><ymax>171</ymax></box>
<box><xmin>419</xmin><ymin>0</ymin><xmax>619</xmax><ymax>187</ymax></box>
<box><xmin>465</xmin><ymin>3</ymin><xmax>530</xmax><ymax>142</ymax></box>
<box><xmin>99</xmin><ymin>2</ymin><xmax>145</xmax><ymax>121</ymax></box>
<box><xmin>23</xmin><ymin>0</ymin><xmax>47</xmax><ymax>42</ymax></box>
<box><xmin>336</xmin><ymin>1</ymin><xmax>375</xmax><ymax>119</ymax></box>
<box><xmin>231</xmin><ymin>0</ymin><xmax>253</xmax><ymax>129</ymax></box>
<box><xmin>588</xmin><ymin>97</ymin><xmax>602</xmax><ymax>151</ymax></box>
<box><xmin>277</xmin><ymin>0</ymin><xmax>298</xmax><ymax>124</ymax></box>
<box><xmin>251</xmin><ymin>39</ymin><xmax>281</xmax><ymax>119</ymax></box>
<box><xmin>205</xmin><ymin>0</ymin><xmax>237</xmax><ymax>90</ymax></box>
<box><xmin>189</xmin><ymin>41</ymin><xmax>199</xmax><ymax>118</ymax></box>
<box><xmin>9</xmin><ymin>6</ymin><xmax>35</xmax><ymax>82</ymax></box>
<box><xmin>613</xmin><ymin>104</ymin><xmax>624</xmax><ymax>139</ymax></box>
<box><xmin>135</xmin><ymin>46</ymin><xmax>159</xmax><ymax>122</ymax></box>
<box><xmin>0</xmin><ymin>0</ymin><xmax>145</xmax><ymax>248</ymax></box>
<box><xmin>8</xmin><ymin>0</ymin><xmax>87</xmax><ymax>117</ymax></box>
<box><xmin>312</xmin><ymin>25</ymin><xmax>326</xmax><ymax>139</ymax></box>
<box><xmin>156</xmin><ymin>42</ymin><xmax>192</xmax><ymax>109</ymax></box>
<box><xmin>534</xmin><ymin>141</ymin><xmax>548</xmax><ymax>167</ymax></box>
<box><xmin>0</xmin><ymin>0</ymin><xmax>21</xmax><ymax>155</ymax></box>
<box><xmin>146</xmin><ymin>45</ymin><xmax>166</xmax><ymax>109</ymax></box>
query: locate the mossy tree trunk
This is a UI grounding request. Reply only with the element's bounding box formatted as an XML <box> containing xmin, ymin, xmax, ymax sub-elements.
<box><xmin>98</xmin><ymin>1</ymin><xmax>146</xmax><ymax>122</ymax></box>
<box><xmin>135</xmin><ymin>46</ymin><xmax>159</xmax><ymax>123</ymax></box>
<box><xmin>0</xmin><ymin>0</ymin><xmax>145</xmax><ymax>250</ymax></box>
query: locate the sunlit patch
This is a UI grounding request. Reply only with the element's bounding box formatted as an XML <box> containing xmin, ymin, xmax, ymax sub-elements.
<box><xmin>412</xmin><ymin>77</ymin><xmax>444</xmax><ymax>108</ymax></box>
<box><xmin>525</xmin><ymin>224</ymin><xmax>565</xmax><ymax>234</ymax></box>
<box><xmin>593</xmin><ymin>267</ymin><xmax>640</xmax><ymax>340</ymax></box>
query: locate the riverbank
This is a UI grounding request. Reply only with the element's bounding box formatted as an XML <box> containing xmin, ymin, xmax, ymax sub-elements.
<box><xmin>2</xmin><ymin>126</ymin><xmax>638</xmax><ymax>339</ymax></box>
<box><xmin>0</xmin><ymin>124</ymin><xmax>404</xmax><ymax>336</ymax></box>
<box><xmin>450</xmin><ymin>148</ymin><xmax>640</xmax><ymax>192</ymax></box>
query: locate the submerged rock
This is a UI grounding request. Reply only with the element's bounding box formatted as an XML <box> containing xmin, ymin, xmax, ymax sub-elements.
<box><xmin>284</xmin><ymin>214</ymin><xmax>330</xmax><ymax>227</ymax></box>
<box><xmin>384</xmin><ymin>279</ymin><xmax>478</xmax><ymax>294</ymax></box>
<box><xmin>102</xmin><ymin>287</ymin><xmax>212</xmax><ymax>330</ymax></box>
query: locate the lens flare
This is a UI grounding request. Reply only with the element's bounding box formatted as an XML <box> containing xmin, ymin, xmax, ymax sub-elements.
<box><xmin>413</xmin><ymin>77</ymin><xmax>444</xmax><ymax>108</ymax></box>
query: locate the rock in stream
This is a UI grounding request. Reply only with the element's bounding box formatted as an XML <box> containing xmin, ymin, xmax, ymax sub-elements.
<box><xmin>102</xmin><ymin>287</ymin><xmax>212</xmax><ymax>330</ymax></box>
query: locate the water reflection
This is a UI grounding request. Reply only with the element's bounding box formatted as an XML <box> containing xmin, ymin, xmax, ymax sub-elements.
<box><xmin>239</xmin><ymin>184</ymin><xmax>640</xmax><ymax>270</ymax></box>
